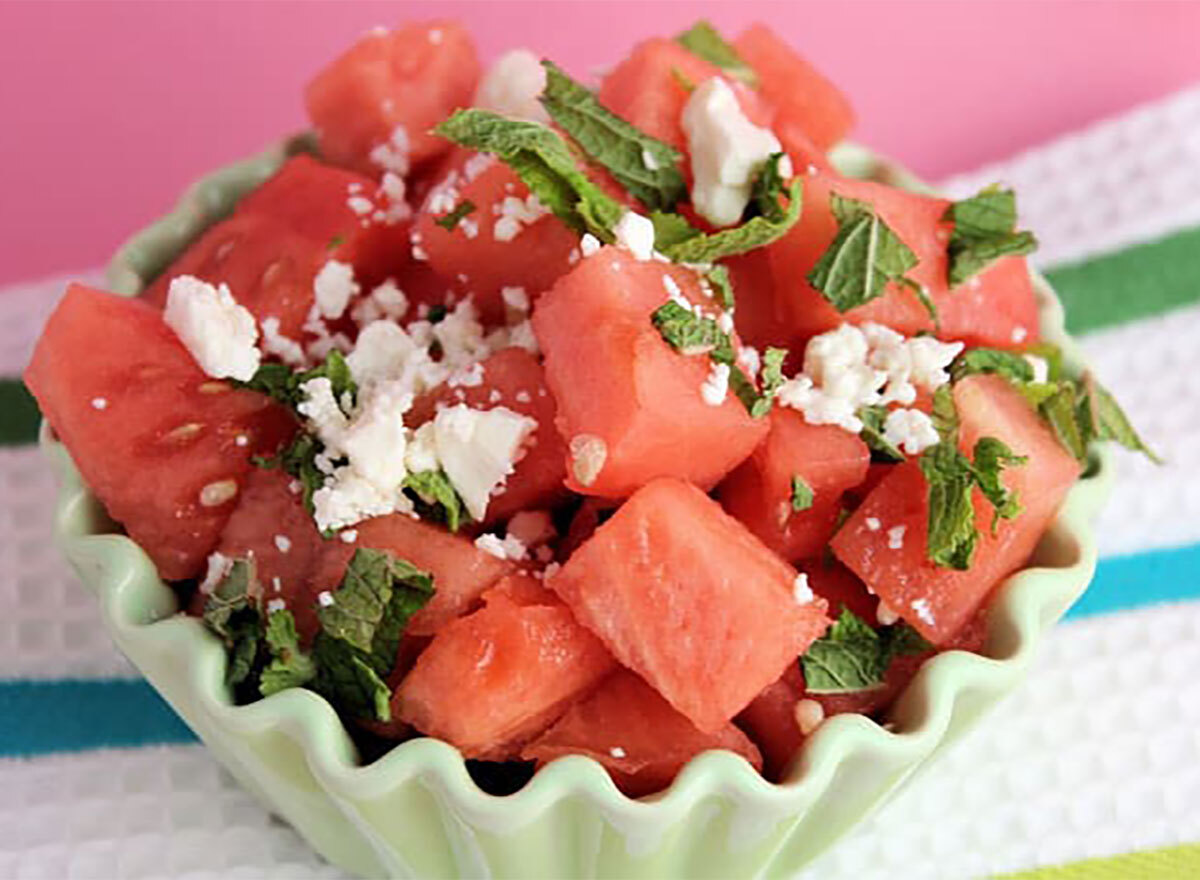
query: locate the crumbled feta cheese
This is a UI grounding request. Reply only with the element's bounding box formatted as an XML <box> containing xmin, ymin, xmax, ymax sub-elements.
<box><xmin>681</xmin><ymin>77</ymin><xmax>783</xmax><ymax>227</ymax></box>
<box><xmin>475</xmin><ymin>532</ymin><xmax>528</xmax><ymax>561</ymax></box>
<box><xmin>318</xmin><ymin>590</ymin><xmax>335</xmax><ymax>608</ymax></box>
<box><xmin>911</xmin><ymin>598</ymin><xmax>936</xmax><ymax>627</ymax></box>
<box><xmin>906</xmin><ymin>335</ymin><xmax>964</xmax><ymax>391</ymax></box>
<box><xmin>369</xmin><ymin>125</ymin><xmax>411</xmax><ymax>175</ymax></box>
<box><xmin>91</xmin><ymin>397</ymin><xmax>108</xmax><ymax>410</ymax></box>
<box><xmin>271</xmin><ymin>577</ymin><xmax>282</xmax><ymax>593</ymax></box>
<box><xmin>199</xmin><ymin>552</ymin><xmax>233</xmax><ymax>594</ymax></box>
<box><xmin>569</xmin><ymin>434</ymin><xmax>607</xmax><ymax>487</ymax></box>
<box><xmin>500</xmin><ymin>285</ymin><xmax>530</xmax><ymax>313</ymax></box>
<box><xmin>716</xmin><ymin>311</ymin><xmax>734</xmax><ymax>334</ymax></box>
<box><xmin>794</xmin><ymin>699</ymin><xmax>825</xmax><ymax>736</ymax></box>
<box><xmin>876</xmin><ymin>601</ymin><xmax>901</xmax><ymax>626</ymax></box>
<box><xmin>164</xmin><ymin>276</ymin><xmax>261</xmax><ymax>381</ymax></box>
<box><xmin>260</xmin><ymin>316</ymin><xmax>307</xmax><ymax>367</ymax></box>
<box><xmin>493</xmin><ymin>193</ymin><xmax>548</xmax><ymax>241</ymax></box>
<box><xmin>235</xmin><ymin>435</ymin><xmax>248</xmax><ymax>447</ymax></box>
<box><xmin>579</xmin><ymin>233</ymin><xmax>602</xmax><ymax>257</ymax></box>
<box><xmin>700</xmin><ymin>362</ymin><xmax>731</xmax><ymax>406</ymax></box>
<box><xmin>612</xmin><ymin>211</ymin><xmax>655</xmax><ymax>261</ymax></box>
<box><xmin>433</xmin><ymin>404</ymin><xmax>537</xmax><ymax>521</ymax></box>
<box><xmin>610</xmin><ymin>746</ymin><xmax>628</xmax><ymax>759</ymax></box>
<box><xmin>313</xmin><ymin>260</ymin><xmax>360</xmax><ymax>321</ymax></box>
<box><xmin>1011</xmin><ymin>325</ymin><xmax>1029</xmax><ymax>344</ymax></box>
<box><xmin>351</xmin><ymin>280</ymin><xmax>410</xmax><ymax>328</ymax></box>
<box><xmin>1024</xmin><ymin>354</ymin><xmax>1050</xmax><ymax>384</ymax></box>
<box><xmin>274</xmin><ymin>535</ymin><xmax>292</xmax><ymax>554</ymax></box>
<box><xmin>738</xmin><ymin>346</ymin><xmax>761</xmax><ymax>379</ymax></box>
<box><xmin>449</xmin><ymin>362</ymin><xmax>486</xmax><ymax>388</ymax></box>
<box><xmin>883</xmin><ymin>408</ymin><xmax>940</xmax><ymax>455</ymax></box>
<box><xmin>347</xmin><ymin>194</ymin><xmax>375</xmax><ymax>217</ymax></box>
<box><xmin>473</xmin><ymin>49</ymin><xmax>550</xmax><ymax>122</ymax></box>
<box><xmin>266</xmin><ymin>598</ymin><xmax>286</xmax><ymax>614</ymax></box>
<box><xmin>793</xmin><ymin>573</ymin><xmax>814</xmax><ymax>605</ymax></box>
<box><xmin>866</xmin><ymin>516</ymin><xmax>881</xmax><ymax>531</ymax></box>
<box><xmin>641</xmin><ymin>147</ymin><xmax>659</xmax><ymax>170</ymax></box>
<box><xmin>428</xmin><ymin>27</ymin><xmax>443</xmax><ymax>44</ymax></box>
<box><xmin>887</xmin><ymin>525</ymin><xmax>907</xmax><ymax>550</ymax></box>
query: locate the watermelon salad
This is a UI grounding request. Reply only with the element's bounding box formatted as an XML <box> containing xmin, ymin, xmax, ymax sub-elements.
<box><xmin>26</xmin><ymin>19</ymin><xmax>1156</xmax><ymax>795</ymax></box>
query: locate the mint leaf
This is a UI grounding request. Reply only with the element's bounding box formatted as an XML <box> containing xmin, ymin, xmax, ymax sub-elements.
<box><xmin>260</xmin><ymin>609</ymin><xmax>316</xmax><ymax>696</ymax></box>
<box><xmin>650</xmin><ymin>210</ymin><xmax>703</xmax><ymax>252</ymax></box>
<box><xmin>539</xmin><ymin>62</ymin><xmax>686</xmax><ymax>211</ymax></box>
<box><xmin>311</xmin><ymin>635</ymin><xmax>393</xmax><ymax>722</ymax></box>
<box><xmin>950</xmin><ymin>347</ymin><xmax>1035</xmax><ymax>384</ymax></box>
<box><xmin>920</xmin><ymin>439</ymin><xmax>980</xmax><ymax>570</ymax></box>
<box><xmin>434</xmin><ymin>109</ymin><xmax>623</xmax><ymax>240</ymax></box>
<box><xmin>879</xmin><ymin>623</ymin><xmax>934</xmax><ymax>666</ymax></box>
<box><xmin>403</xmin><ymin>469</ymin><xmax>469</xmax><ymax>532</ymax></box>
<box><xmin>706</xmin><ymin>264</ymin><xmax>735</xmax><ymax>310</ymax></box>
<box><xmin>1035</xmin><ymin>381</ymin><xmax>1089</xmax><ymax>461</ymax></box>
<box><xmin>801</xmin><ymin>611</ymin><xmax>933</xmax><ymax>695</ymax></box>
<box><xmin>434</xmin><ymin>199</ymin><xmax>477</xmax><ymax>231</ymax></box>
<box><xmin>651</xmin><ymin>300</ymin><xmax>735</xmax><ymax>360</ymax></box>
<box><xmin>791</xmin><ymin>475</ymin><xmax>814</xmax><ymax>512</ymax></box>
<box><xmin>749</xmin><ymin>346</ymin><xmax>788</xmax><ymax>418</ymax></box>
<box><xmin>748</xmin><ymin>153</ymin><xmax>789</xmax><ymax>223</ymax></box>
<box><xmin>238</xmin><ymin>350</ymin><xmax>357</xmax><ymax>410</ymax></box>
<box><xmin>858</xmin><ymin>405</ymin><xmax>906</xmax><ymax>462</ymax></box>
<box><xmin>1080</xmin><ymin>375</ymin><xmax>1161</xmax><ymax>464</ymax></box>
<box><xmin>254</xmin><ymin>431</ymin><xmax>328</xmax><ymax>516</ymax></box>
<box><xmin>944</xmin><ymin>185</ymin><xmax>1038</xmax><ymax>287</ymax></box>
<box><xmin>675</xmin><ymin>20</ymin><xmax>758</xmax><ymax>86</ymax></box>
<box><xmin>201</xmin><ymin>559</ymin><xmax>264</xmax><ymax>687</ymax></box>
<box><xmin>970</xmin><ymin>437</ymin><xmax>1027</xmax><ymax>531</ymax></box>
<box><xmin>660</xmin><ymin>179</ymin><xmax>802</xmax><ymax>263</ymax></box>
<box><xmin>807</xmin><ymin>193</ymin><xmax>919</xmax><ymax>312</ymax></box>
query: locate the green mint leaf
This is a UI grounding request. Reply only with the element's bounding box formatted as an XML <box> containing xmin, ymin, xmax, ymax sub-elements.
<box><xmin>434</xmin><ymin>109</ymin><xmax>623</xmax><ymax>240</ymax></box>
<box><xmin>260</xmin><ymin>609</ymin><xmax>316</xmax><ymax>696</ymax></box>
<box><xmin>238</xmin><ymin>362</ymin><xmax>301</xmax><ymax>406</ymax></box>
<box><xmin>434</xmin><ymin>199</ymin><xmax>477</xmax><ymax>231</ymax></box>
<box><xmin>746</xmin><ymin>346</ymin><xmax>787</xmax><ymax>418</ymax></box>
<box><xmin>950</xmin><ymin>347</ymin><xmax>1035</xmax><ymax>384</ymax></box>
<box><xmin>300</xmin><ymin>350</ymin><xmax>357</xmax><ymax>408</ymax></box>
<box><xmin>791</xmin><ymin>475</ymin><xmax>814</xmax><ymax>512</ymax></box>
<box><xmin>539</xmin><ymin>61</ymin><xmax>686</xmax><ymax>211</ymax></box>
<box><xmin>857</xmin><ymin>405</ymin><xmax>906</xmax><ymax>462</ymax></box>
<box><xmin>727</xmin><ymin>366</ymin><xmax>763</xmax><ymax>415</ymax></box>
<box><xmin>651</xmin><ymin>300</ymin><xmax>735</xmax><ymax>360</ymax></box>
<box><xmin>670</xmin><ymin>66</ymin><xmax>696</xmax><ymax>92</ymax></box>
<box><xmin>706</xmin><ymin>264</ymin><xmax>736</xmax><ymax>310</ymax></box>
<box><xmin>920</xmin><ymin>438</ymin><xmax>979</xmax><ymax>571</ymax></box>
<box><xmin>929</xmin><ymin>384</ymin><xmax>960</xmax><ymax>440</ymax></box>
<box><xmin>1024</xmin><ymin>342</ymin><xmax>1064</xmax><ymax>381</ymax></box>
<box><xmin>649</xmin><ymin>210</ymin><xmax>703</xmax><ymax>251</ymax></box>
<box><xmin>801</xmin><ymin>608</ymin><xmax>886</xmax><ymax>694</ymax></box>
<box><xmin>254</xmin><ymin>431</ymin><xmax>328</xmax><ymax>516</ymax></box>
<box><xmin>944</xmin><ymin>185</ymin><xmax>1038</xmax><ymax>287</ymax></box>
<box><xmin>675</xmin><ymin>20</ymin><xmax>758</xmax><ymax>86</ymax></box>
<box><xmin>660</xmin><ymin>179</ymin><xmax>802</xmax><ymax>263</ymax></box>
<box><xmin>970</xmin><ymin>437</ymin><xmax>1027</xmax><ymax>532</ymax></box>
<box><xmin>201</xmin><ymin>559</ymin><xmax>265</xmax><ymax>687</ymax></box>
<box><xmin>327</xmin><ymin>235</ymin><xmax>345</xmax><ymax>251</ymax></box>
<box><xmin>426</xmin><ymin>303</ymin><xmax>448</xmax><ymax>324</ymax></box>
<box><xmin>403</xmin><ymin>469</ymin><xmax>470</xmax><ymax>532</ymax></box>
<box><xmin>879</xmin><ymin>623</ymin><xmax>934</xmax><ymax>666</ymax></box>
<box><xmin>311</xmin><ymin>635</ymin><xmax>393</xmax><ymax>722</ymax></box>
<box><xmin>807</xmin><ymin>193</ymin><xmax>919</xmax><ymax>312</ymax></box>
<box><xmin>1036</xmin><ymin>381</ymin><xmax>1089</xmax><ymax>461</ymax></box>
<box><xmin>1080</xmin><ymin>375</ymin><xmax>1162</xmax><ymax>464</ymax></box>
<box><xmin>748</xmin><ymin>153</ymin><xmax>789</xmax><ymax>223</ymax></box>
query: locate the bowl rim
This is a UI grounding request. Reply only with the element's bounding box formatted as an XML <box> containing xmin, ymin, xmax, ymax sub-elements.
<box><xmin>44</xmin><ymin>136</ymin><xmax>1112</xmax><ymax>834</ymax></box>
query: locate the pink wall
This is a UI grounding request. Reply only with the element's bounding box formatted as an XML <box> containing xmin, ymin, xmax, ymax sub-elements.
<box><xmin>2</xmin><ymin>0</ymin><xmax>1199</xmax><ymax>285</ymax></box>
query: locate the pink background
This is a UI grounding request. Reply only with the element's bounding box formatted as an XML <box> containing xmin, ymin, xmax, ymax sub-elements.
<box><xmin>2</xmin><ymin>0</ymin><xmax>1199</xmax><ymax>286</ymax></box>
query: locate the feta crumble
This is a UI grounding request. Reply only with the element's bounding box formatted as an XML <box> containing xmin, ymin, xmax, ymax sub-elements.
<box><xmin>866</xmin><ymin>516</ymin><xmax>881</xmax><ymax>531</ymax></box>
<box><xmin>911</xmin><ymin>598</ymin><xmax>936</xmax><ymax>627</ymax></box>
<box><xmin>473</xmin><ymin>49</ymin><xmax>550</xmax><ymax>122</ymax></box>
<box><xmin>610</xmin><ymin>746</ymin><xmax>627</xmax><ymax>759</ymax></box>
<box><xmin>579</xmin><ymin>233</ymin><xmax>602</xmax><ymax>257</ymax></box>
<box><xmin>340</xmin><ymin>529</ymin><xmax>358</xmax><ymax>544</ymax></box>
<box><xmin>164</xmin><ymin>276</ymin><xmax>261</xmax><ymax>381</ymax></box>
<box><xmin>569</xmin><ymin>434</ymin><xmax>607</xmax><ymax>487</ymax></box>
<box><xmin>91</xmin><ymin>397</ymin><xmax>108</xmax><ymax>410</ymax></box>
<box><xmin>876</xmin><ymin>601</ymin><xmax>901</xmax><ymax>626</ymax></box>
<box><xmin>260</xmin><ymin>317</ymin><xmax>306</xmax><ymax>367</ymax></box>
<box><xmin>433</xmin><ymin>404</ymin><xmax>537</xmax><ymax>521</ymax></box>
<box><xmin>612</xmin><ymin>211</ymin><xmax>655</xmax><ymax>261</ymax></box>
<box><xmin>274</xmin><ymin>535</ymin><xmax>292</xmax><ymax>554</ymax></box>
<box><xmin>493</xmin><ymin>193</ymin><xmax>548</xmax><ymax>241</ymax></box>
<box><xmin>1025</xmin><ymin>354</ymin><xmax>1050</xmax><ymax>383</ymax></box>
<box><xmin>882</xmin><ymin>408</ymin><xmax>940</xmax><ymax>455</ymax></box>
<box><xmin>886</xmin><ymin>525</ymin><xmax>907</xmax><ymax>550</ymax></box>
<box><xmin>500</xmin><ymin>285</ymin><xmax>530</xmax><ymax>313</ymax></box>
<box><xmin>1011</xmin><ymin>326</ymin><xmax>1029</xmax><ymax>344</ymax></box>
<box><xmin>474</xmin><ymin>532</ymin><xmax>528</xmax><ymax>561</ymax></box>
<box><xmin>198</xmin><ymin>552</ymin><xmax>233</xmax><ymax>594</ymax></box>
<box><xmin>313</xmin><ymin>260</ymin><xmax>360</xmax><ymax>321</ymax></box>
<box><xmin>369</xmin><ymin>125</ymin><xmax>411</xmax><ymax>175</ymax></box>
<box><xmin>681</xmin><ymin>77</ymin><xmax>784</xmax><ymax>227</ymax></box>
<box><xmin>700</xmin><ymin>361</ymin><xmax>731</xmax><ymax>406</ymax></box>
<box><xmin>318</xmin><ymin>590</ymin><xmax>335</xmax><ymax>608</ymax></box>
<box><xmin>793</xmin><ymin>573</ymin><xmax>814</xmax><ymax>605</ymax></box>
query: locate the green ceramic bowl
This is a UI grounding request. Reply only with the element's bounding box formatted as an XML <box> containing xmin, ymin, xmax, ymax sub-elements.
<box><xmin>43</xmin><ymin>139</ymin><xmax>1112</xmax><ymax>879</ymax></box>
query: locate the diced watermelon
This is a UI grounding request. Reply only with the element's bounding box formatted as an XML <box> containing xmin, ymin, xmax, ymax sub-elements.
<box><xmin>522</xmin><ymin>669</ymin><xmax>763</xmax><ymax>797</ymax></box>
<box><xmin>734</xmin><ymin>24</ymin><xmax>855</xmax><ymax>152</ymax></box>
<box><xmin>831</xmin><ymin>374</ymin><xmax>1081</xmax><ymax>643</ymax></box>
<box><xmin>735</xmin><ymin>665</ymin><xmax>804</xmax><ymax>781</ymax></box>
<box><xmin>305</xmin><ymin>21</ymin><xmax>480</xmax><ymax>175</ymax></box>
<box><xmin>394</xmin><ymin>591</ymin><xmax>616</xmax><ymax>758</ymax></box>
<box><xmin>532</xmin><ymin>246</ymin><xmax>769</xmax><ymax>497</ymax></box>
<box><xmin>412</xmin><ymin>154</ymin><xmax>579</xmax><ymax>320</ymax></box>
<box><xmin>311</xmin><ymin>510</ymin><xmax>515</xmax><ymax>637</ymax></box>
<box><xmin>408</xmin><ymin>347</ymin><xmax>569</xmax><ymax>524</ymax></box>
<box><xmin>768</xmin><ymin>174</ymin><xmax>1040</xmax><ymax>349</ymax></box>
<box><xmin>25</xmin><ymin>285</ymin><xmax>295</xmax><ymax>580</ymax></box>
<box><xmin>549</xmin><ymin>478</ymin><xmax>830</xmax><ymax>732</ymax></box>
<box><xmin>482</xmin><ymin>573</ymin><xmax>559</xmax><ymax>608</ymax></box>
<box><xmin>726</xmin><ymin>248</ymin><xmax>791</xmax><ymax>350</ymax></box>
<box><xmin>719</xmin><ymin>408</ymin><xmax>869</xmax><ymax>561</ymax></box>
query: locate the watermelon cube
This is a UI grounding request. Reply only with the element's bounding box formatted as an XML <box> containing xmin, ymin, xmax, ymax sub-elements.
<box><xmin>25</xmin><ymin>285</ymin><xmax>295</xmax><ymax>580</ymax></box>
<box><xmin>719</xmin><ymin>408</ymin><xmax>869</xmax><ymax>562</ymax></box>
<box><xmin>832</xmin><ymin>374</ymin><xmax>1082</xmax><ymax>644</ymax></box>
<box><xmin>394</xmin><ymin>591</ymin><xmax>616</xmax><ymax>759</ymax></box>
<box><xmin>768</xmin><ymin>174</ymin><xmax>1040</xmax><ymax>349</ymax></box>
<box><xmin>532</xmin><ymin>246</ymin><xmax>769</xmax><ymax>497</ymax></box>
<box><xmin>305</xmin><ymin>21</ymin><xmax>479</xmax><ymax>175</ymax></box>
<box><xmin>409</xmin><ymin>347</ymin><xmax>569</xmax><ymax>524</ymax></box>
<box><xmin>523</xmin><ymin>669</ymin><xmax>763</xmax><ymax>797</ymax></box>
<box><xmin>311</xmin><ymin>510</ymin><xmax>515</xmax><ymax>637</ymax></box>
<box><xmin>549</xmin><ymin>478</ymin><xmax>830</xmax><ymax>732</ymax></box>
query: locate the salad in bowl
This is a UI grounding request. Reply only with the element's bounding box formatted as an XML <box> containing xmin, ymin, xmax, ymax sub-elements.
<box><xmin>26</xmin><ymin>17</ymin><xmax>1152</xmax><ymax>878</ymax></box>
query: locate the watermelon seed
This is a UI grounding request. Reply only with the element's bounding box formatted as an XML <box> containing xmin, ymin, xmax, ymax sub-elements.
<box><xmin>794</xmin><ymin>699</ymin><xmax>825</xmax><ymax>735</ymax></box>
<box><xmin>568</xmin><ymin>434</ymin><xmax>607</xmax><ymax>487</ymax></box>
<box><xmin>163</xmin><ymin>422</ymin><xmax>203</xmax><ymax>443</ymax></box>
<box><xmin>199</xmin><ymin>479</ymin><xmax>238</xmax><ymax>507</ymax></box>
<box><xmin>198</xmin><ymin>381</ymin><xmax>231</xmax><ymax>395</ymax></box>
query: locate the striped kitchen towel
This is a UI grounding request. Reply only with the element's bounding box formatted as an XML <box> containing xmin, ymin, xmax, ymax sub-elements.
<box><xmin>3</xmin><ymin>85</ymin><xmax>1200</xmax><ymax>880</ymax></box>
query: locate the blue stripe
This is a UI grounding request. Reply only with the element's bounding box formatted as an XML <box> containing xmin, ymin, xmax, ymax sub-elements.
<box><xmin>0</xmin><ymin>544</ymin><xmax>1197</xmax><ymax>759</ymax></box>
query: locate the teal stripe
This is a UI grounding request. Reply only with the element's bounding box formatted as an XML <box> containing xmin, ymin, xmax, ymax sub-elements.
<box><xmin>0</xmin><ymin>544</ymin><xmax>1195</xmax><ymax>759</ymax></box>
<box><xmin>0</xmin><ymin>679</ymin><xmax>195</xmax><ymax>757</ymax></box>
<box><xmin>0</xmin><ymin>380</ymin><xmax>41</xmax><ymax>446</ymax></box>
<box><xmin>1045</xmin><ymin>224</ymin><xmax>1200</xmax><ymax>335</ymax></box>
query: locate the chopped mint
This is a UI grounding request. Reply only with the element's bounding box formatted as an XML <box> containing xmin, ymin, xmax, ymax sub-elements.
<box><xmin>791</xmin><ymin>475</ymin><xmax>815</xmax><ymax>512</ymax></box>
<box><xmin>944</xmin><ymin>185</ymin><xmax>1038</xmax><ymax>287</ymax></box>
<box><xmin>1080</xmin><ymin>375</ymin><xmax>1162</xmax><ymax>463</ymax></box>
<box><xmin>658</xmin><ymin>178</ymin><xmax>802</xmax><ymax>263</ymax></box>
<box><xmin>259</xmin><ymin>609</ymin><xmax>316</xmax><ymax>696</ymax></box>
<box><xmin>651</xmin><ymin>300</ymin><xmax>735</xmax><ymax>360</ymax></box>
<box><xmin>539</xmin><ymin>62</ymin><xmax>686</xmax><ymax>211</ymax></box>
<box><xmin>434</xmin><ymin>199</ymin><xmax>477</xmax><ymax>231</ymax></box>
<box><xmin>201</xmin><ymin>559</ymin><xmax>264</xmax><ymax>688</ymax></box>
<box><xmin>705</xmin><ymin>264</ymin><xmax>736</xmax><ymax>310</ymax></box>
<box><xmin>950</xmin><ymin>347</ymin><xmax>1035</xmax><ymax>384</ymax></box>
<box><xmin>971</xmin><ymin>437</ymin><xmax>1027</xmax><ymax>531</ymax></box>
<box><xmin>675</xmin><ymin>20</ymin><xmax>758</xmax><ymax>86</ymax></box>
<box><xmin>857</xmin><ymin>405</ymin><xmax>906</xmax><ymax>462</ymax></box>
<box><xmin>650</xmin><ymin>210</ymin><xmax>703</xmax><ymax>252</ymax></box>
<box><xmin>808</xmin><ymin>193</ymin><xmax>920</xmax><ymax>312</ymax></box>
<box><xmin>434</xmin><ymin>109</ymin><xmax>623</xmax><ymax>241</ymax></box>
<box><xmin>253</xmin><ymin>432</ymin><xmax>328</xmax><ymax>517</ymax></box>
<box><xmin>403</xmin><ymin>469</ymin><xmax>469</xmax><ymax>532</ymax></box>
<box><xmin>749</xmin><ymin>346</ymin><xmax>788</xmax><ymax>418</ymax></box>
<box><xmin>327</xmin><ymin>235</ymin><xmax>345</xmax><ymax>251</ymax></box>
<box><xmin>748</xmin><ymin>152</ymin><xmax>789</xmax><ymax>223</ymax></box>
<box><xmin>426</xmin><ymin>303</ymin><xmax>449</xmax><ymax>324</ymax></box>
<box><xmin>238</xmin><ymin>350</ymin><xmax>358</xmax><ymax>410</ymax></box>
<box><xmin>801</xmin><ymin>608</ymin><xmax>931</xmax><ymax>694</ymax></box>
<box><xmin>311</xmin><ymin>636</ymin><xmax>394</xmax><ymax>722</ymax></box>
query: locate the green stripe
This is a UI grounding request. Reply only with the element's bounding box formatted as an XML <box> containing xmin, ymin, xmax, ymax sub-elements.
<box><xmin>0</xmin><ymin>380</ymin><xmax>40</xmax><ymax>446</ymax></box>
<box><xmin>1046</xmin><ymin>224</ymin><xmax>1200</xmax><ymax>335</ymax></box>
<box><xmin>997</xmin><ymin>842</ymin><xmax>1200</xmax><ymax>879</ymax></box>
